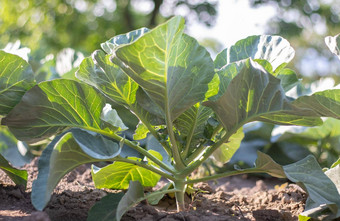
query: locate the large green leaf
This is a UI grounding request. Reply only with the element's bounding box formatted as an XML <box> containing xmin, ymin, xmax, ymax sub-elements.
<box><xmin>325</xmin><ymin>33</ymin><xmax>340</xmax><ymax>60</ymax></box>
<box><xmin>204</xmin><ymin>59</ymin><xmax>322</xmax><ymax>134</ymax></box>
<box><xmin>213</xmin><ymin>35</ymin><xmax>298</xmax><ymax>95</ymax></box>
<box><xmin>299</xmin><ymin>165</ymin><xmax>340</xmax><ymax>220</ymax></box>
<box><xmin>214</xmin><ymin>35</ymin><xmax>295</xmax><ymax>70</ymax></box>
<box><xmin>77</xmin><ymin>50</ymin><xmax>138</xmax><ymax>106</ymax></box>
<box><xmin>1</xmin><ymin>79</ymin><xmax>122</xmax><ymax>143</ymax></box>
<box><xmin>77</xmin><ymin>27</ymin><xmax>157</xmax><ymax>127</ymax></box>
<box><xmin>0</xmin><ymin>154</ymin><xmax>27</xmax><ymax>186</ymax></box>
<box><xmin>101</xmin><ymin>28</ymin><xmax>149</xmax><ymax>55</ymax></box>
<box><xmin>31</xmin><ymin>129</ymin><xmax>121</xmax><ymax>211</ymax></box>
<box><xmin>71</xmin><ymin>129</ymin><xmax>122</xmax><ymax>159</ymax></box>
<box><xmin>212</xmin><ymin>128</ymin><xmax>244</xmax><ymax>164</ymax></box>
<box><xmin>284</xmin><ymin>155</ymin><xmax>340</xmax><ymax>219</ymax></box>
<box><xmin>212</xmin><ymin>58</ymin><xmax>299</xmax><ymax>101</ymax></box>
<box><xmin>76</xmin><ymin>51</ymin><xmax>163</xmax><ymax>126</ymax></box>
<box><xmin>293</xmin><ymin>89</ymin><xmax>340</xmax><ymax>119</ymax></box>
<box><xmin>111</xmin><ymin>16</ymin><xmax>215</xmax><ymax>121</ymax></box>
<box><xmin>0</xmin><ymin>51</ymin><xmax>35</xmax><ymax>115</ymax></box>
<box><xmin>239</xmin><ymin>151</ymin><xmax>340</xmax><ymax>219</ymax></box>
<box><xmin>91</xmin><ymin>154</ymin><xmax>162</xmax><ymax>189</ymax></box>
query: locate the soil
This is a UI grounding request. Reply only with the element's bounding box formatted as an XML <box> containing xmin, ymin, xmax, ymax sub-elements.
<box><xmin>0</xmin><ymin>158</ymin><xmax>307</xmax><ymax>221</ymax></box>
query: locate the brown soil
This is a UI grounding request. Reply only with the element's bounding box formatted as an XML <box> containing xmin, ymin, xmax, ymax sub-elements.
<box><xmin>0</xmin><ymin>158</ymin><xmax>307</xmax><ymax>221</ymax></box>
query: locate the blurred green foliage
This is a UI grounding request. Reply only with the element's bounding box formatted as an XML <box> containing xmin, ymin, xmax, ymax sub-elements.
<box><xmin>251</xmin><ymin>0</ymin><xmax>340</xmax><ymax>36</ymax></box>
<box><xmin>0</xmin><ymin>0</ymin><xmax>217</xmax><ymax>59</ymax></box>
<box><xmin>250</xmin><ymin>0</ymin><xmax>340</xmax><ymax>80</ymax></box>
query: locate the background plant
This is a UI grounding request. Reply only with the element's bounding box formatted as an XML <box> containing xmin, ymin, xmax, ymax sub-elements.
<box><xmin>0</xmin><ymin>0</ymin><xmax>217</xmax><ymax>59</ymax></box>
<box><xmin>251</xmin><ymin>0</ymin><xmax>340</xmax><ymax>80</ymax></box>
<box><xmin>1</xmin><ymin>16</ymin><xmax>340</xmax><ymax>220</ymax></box>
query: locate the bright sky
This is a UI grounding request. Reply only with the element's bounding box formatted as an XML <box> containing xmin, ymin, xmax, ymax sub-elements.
<box><xmin>188</xmin><ymin>1</ymin><xmax>276</xmax><ymax>48</ymax></box>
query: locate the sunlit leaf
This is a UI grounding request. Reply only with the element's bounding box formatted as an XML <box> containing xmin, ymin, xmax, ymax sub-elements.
<box><xmin>214</xmin><ymin>35</ymin><xmax>295</xmax><ymax>70</ymax></box>
<box><xmin>92</xmin><ymin>156</ymin><xmax>161</xmax><ymax>189</ymax></box>
<box><xmin>77</xmin><ymin>50</ymin><xmax>138</xmax><ymax>106</ymax></box>
<box><xmin>325</xmin><ymin>33</ymin><xmax>340</xmax><ymax>60</ymax></box>
<box><xmin>101</xmin><ymin>104</ymin><xmax>128</xmax><ymax>131</ymax></box>
<box><xmin>0</xmin><ymin>50</ymin><xmax>35</xmax><ymax>115</ymax></box>
<box><xmin>112</xmin><ymin>16</ymin><xmax>215</xmax><ymax>121</ymax></box>
<box><xmin>212</xmin><ymin>128</ymin><xmax>244</xmax><ymax>164</ymax></box>
<box><xmin>2</xmin><ymin>79</ymin><xmax>111</xmax><ymax>143</ymax></box>
<box><xmin>77</xmin><ymin>50</ymin><xmax>164</xmax><ymax>126</ymax></box>
<box><xmin>101</xmin><ymin>28</ymin><xmax>149</xmax><ymax>54</ymax></box>
<box><xmin>204</xmin><ymin>59</ymin><xmax>322</xmax><ymax>135</ymax></box>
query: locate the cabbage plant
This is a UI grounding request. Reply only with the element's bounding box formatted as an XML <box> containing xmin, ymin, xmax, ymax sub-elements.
<box><xmin>1</xmin><ymin>17</ymin><xmax>340</xmax><ymax>220</ymax></box>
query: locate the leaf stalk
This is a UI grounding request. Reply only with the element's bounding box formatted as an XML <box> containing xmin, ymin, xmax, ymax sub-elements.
<box><xmin>179</xmin><ymin>127</ymin><xmax>238</xmax><ymax>176</ymax></box>
<box><xmin>185</xmin><ymin>168</ymin><xmax>264</xmax><ymax>184</ymax></box>
<box><xmin>114</xmin><ymin>156</ymin><xmax>176</xmax><ymax>181</ymax></box>
<box><xmin>181</xmin><ymin>118</ymin><xmax>197</xmax><ymax>159</ymax></box>
<box><xmin>165</xmin><ymin>104</ymin><xmax>186</xmax><ymax>171</ymax></box>
<box><xmin>93</xmin><ymin>129</ymin><xmax>176</xmax><ymax>174</ymax></box>
<box><xmin>131</xmin><ymin>106</ymin><xmax>172</xmax><ymax>156</ymax></box>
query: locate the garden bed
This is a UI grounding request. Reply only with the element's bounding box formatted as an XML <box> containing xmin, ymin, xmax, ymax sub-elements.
<box><xmin>0</xmin><ymin>158</ymin><xmax>306</xmax><ymax>221</ymax></box>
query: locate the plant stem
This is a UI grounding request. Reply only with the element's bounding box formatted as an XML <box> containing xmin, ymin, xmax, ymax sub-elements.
<box><xmin>181</xmin><ymin>116</ymin><xmax>197</xmax><ymax>159</ymax></box>
<box><xmin>185</xmin><ymin>168</ymin><xmax>264</xmax><ymax>184</ymax></box>
<box><xmin>146</xmin><ymin>124</ymin><xmax>172</xmax><ymax>155</ymax></box>
<box><xmin>131</xmin><ymin>106</ymin><xmax>172</xmax><ymax>156</ymax></box>
<box><xmin>211</xmin><ymin>124</ymin><xmax>223</xmax><ymax>139</ymax></box>
<box><xmin>184</xmin><ymin>143</ymin><xmax>207</xmax><ymax>165</ymax></box>
<box><xmin>173</xmin><ymin>179</ymin><xmax>187</xmax><ymax>212</ymax></box>
<box><xmin>180</xmin><ymin>128</ymin><xmax>236</xmax><ymax>177</ymax></box>
<box><xmin>93</xmin><ymin>129</ymin><xmax>175</xmax><ymax>174</ymax></box>
<box><xmin>115</xmin><ymin>156</ymin><xmax>176</xmax><ymax>181</ymax></box>
<box><xmin>146</xmin><ymin>188</ymin><xmax>181</xmax><ymax>200</ymax></box>
<box><xmin>183</xmin><ymin>124</ymin><xmax>224</xmax><ymax>166</ymax></box>
<box><xmin>165</xmin><ymin>105</ymin><xmax>186</xmax><ymax>171</ymax></box>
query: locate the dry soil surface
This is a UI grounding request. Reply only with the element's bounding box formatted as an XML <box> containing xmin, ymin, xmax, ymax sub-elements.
<box><xmin>0</xmin><ymin>158</ymin><xmax>307</xmax><ymax>221</ymax></box>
